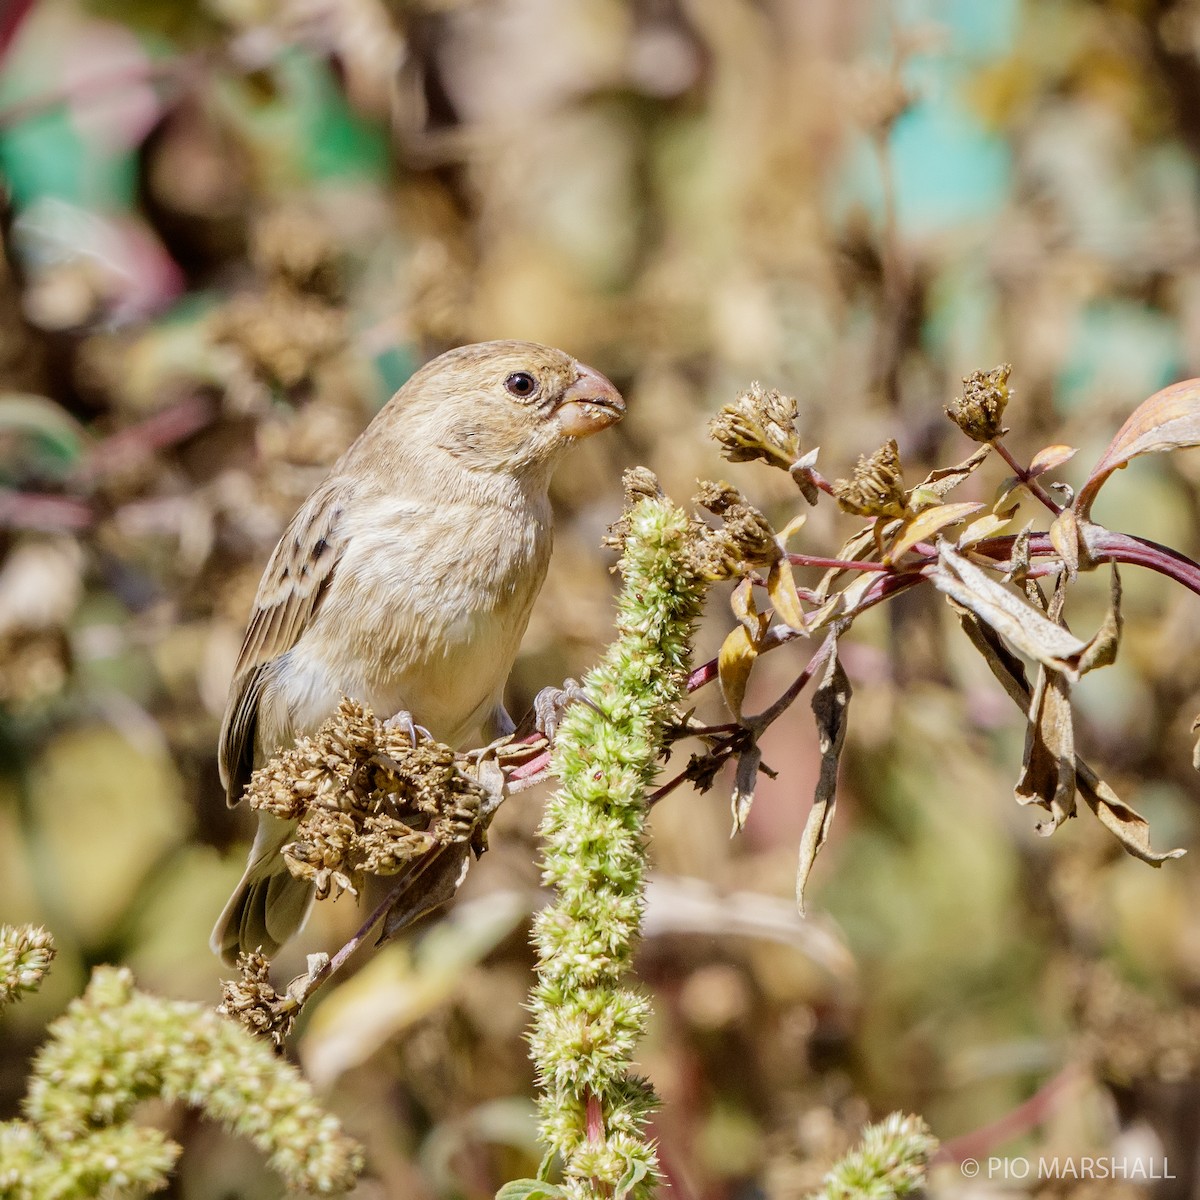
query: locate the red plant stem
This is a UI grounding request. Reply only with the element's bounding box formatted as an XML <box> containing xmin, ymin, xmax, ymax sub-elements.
<box><xmin>585</xmin><ymin>1090</ymin><xmax>605</xmax><ymax>1143</ymax></box>
<box><xmin>992</xmin><ymin>438</ymin><xmax>1063</xmax><ymax>515</ymax></box>
<box><xmin>786</xmin><ymin>554</ymin><xmax>891</xmax><ymax>571</ymax></box>
<box><xmin>292</xmin><ymin>846</ymin><xmax>445</xmax><ymax>1005</ymax></box>
<box><xmin>0</xmin><ymin>489</ymin><xmax>92</xmax><ymax>531</ymax></box>
<box><xmin>74</xmin><ymin>394</ymin><xmax>216</xmax><ymax>484</ymax></box>
<box><xmin>937</xmin><ymin>1064</ymin><xmax>1081</xmax><ymax>1164</ymax></box>
<box><xmin>0</xmin><ymin>0</ymin><xmax>35</xmax><ymax>64</ymax></box>
<box><xmin>973</xmin><ymin>530</ymin><xmax>1200</xmax><ymax>597</ymax></box>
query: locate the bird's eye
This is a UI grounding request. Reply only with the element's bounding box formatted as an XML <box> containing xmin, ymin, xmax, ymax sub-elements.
<box><xmin>505</xmin><ymin>372</ymin><xmax>538</xmax><ymax>398</ymax></box>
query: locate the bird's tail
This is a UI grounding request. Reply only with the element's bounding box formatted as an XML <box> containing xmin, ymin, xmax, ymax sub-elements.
<box><xmin>211</xmin><ymin>814</ymin><xmax>314</xmax><ymax>965</ymax></box>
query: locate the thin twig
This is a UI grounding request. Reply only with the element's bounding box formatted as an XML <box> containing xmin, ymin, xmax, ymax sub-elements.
<box><xmin>992</xmin><ymin>438</ymin><xmax>1063</xmax><ymax>515</ymax></box>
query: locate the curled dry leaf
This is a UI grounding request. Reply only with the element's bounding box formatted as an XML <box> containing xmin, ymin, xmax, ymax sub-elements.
<box><xmin>931</xmin><ymin>542</ymin><xmax>1090</xmax><ymax>678</ymax></box>
<box><xmin>1048</xmin><ymin>507</ymin><xmax>1085</xmax><ymax>578</ymax></box>
<box><xmin>1077</xmin><ymin>761</ymin><xmax>1185</xmax><ymax>865</ymax></box>
<box><xmin>766</xmin><ymin>558</ymin><xmax>808</xmax><ymax>632</ymax></box>
<box><xmin>886</xmin><ymin>501</ymin><xmax>984</xmax><ymax>564</ymax></box>
<box><xmin>1028</xmin><ymin>444</ymin><xmax>1078</xmax><ymax>478</ymax></box>
<box><xmin>1015</xmin><ymin>577</ymin><xmax>1076</xmax><ymax>834</ymax></box>
<box><xmin>1077</xmin><ymin>566</ymin><xmax>1122</xmax><ymax>677</ymax></box>
<box><xmin>730</xmin><ymin>742</ymin><xmax>762</xmax><ymax>835</ymax></box>
<box><xmin>796</xmin><ymin>645</ymin><xmax>851</xmax><ymax>915</ymax></box>
<box><xmin>719</xmin><ymin>579</ymin><xmax>768</xmax><ymax>721</ymax></box>
<box><xmin>1016</xmin><ymin>665</ymin><xmax>1075</xmax><ymax>835</ymax></box>
<box><xmin>1077</xmin><ymin>377</ymin><xmax>1200</xmax><ymax>518</ymax></box>
<box><xmin>954</xmin><ymin>604</ymin><xmax>1183</xmax><ymax>864</ymax></box>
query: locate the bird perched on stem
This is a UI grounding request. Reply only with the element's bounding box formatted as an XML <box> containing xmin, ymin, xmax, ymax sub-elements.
<box><xmin>212</xmin><ymin>341</ymin><xmax>625</xmax><ymax>964</ymax></box>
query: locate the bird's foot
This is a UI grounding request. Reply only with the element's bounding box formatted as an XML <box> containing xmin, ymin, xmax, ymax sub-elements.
<box><xmin>384</xmin><ymin>710</ymin><xmax>433</xmax><ymax>746</ymax></box>
<box><xmin>529</xmin><ymin>678</ymin><xmax>601</xmax><ymax>743</ymax></box>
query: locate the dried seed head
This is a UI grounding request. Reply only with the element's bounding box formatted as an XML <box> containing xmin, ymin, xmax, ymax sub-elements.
<box><xmin>834</xmin><ymin>439</ymin><xmax>909</xmax><ymax>518</ymax></box>
<box><xmin>1</xmin><ymin>924</ymin><xmax>56</xmax><ymax>1004</ymax></box>
<box><xmin>947</xmin><ymin>364</ymin><xmax>1012</xmax><ymax>442</ymax></box>
<box><xmin>691</xmin><ymin>481</ymin><xmax>780</xmax><ymax>580</ymax></box>
<box><xmin>246</xmin><ymin>697</ymin><xmax>488</xmax><ymax>901</ymax></box>
<box><xmin>218</xmin><ymin>950</ymin><xmax>295</xmax><ymax>1049</ymax></box>
<box><xmin>709</xmin><ymin>383</ymin><xmax>802</xmax><ymax>471</ymax></box>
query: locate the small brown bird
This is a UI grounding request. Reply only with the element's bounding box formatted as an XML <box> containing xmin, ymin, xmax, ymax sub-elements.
<box><xmin>212</xmin><ymin>341</ymin><xmax>624</xmax><ymax>963</ymax></box>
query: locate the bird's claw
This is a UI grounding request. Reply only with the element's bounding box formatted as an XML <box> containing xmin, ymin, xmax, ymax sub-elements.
<box><xmin>384</xmin><ymin>710</ymin><xmax>433</xmax><ymax>746</ymax></box>
<box><xmin>532</xmin><ymin>678</ymin><xmax>601</xmax><ymax>742</ymax></box>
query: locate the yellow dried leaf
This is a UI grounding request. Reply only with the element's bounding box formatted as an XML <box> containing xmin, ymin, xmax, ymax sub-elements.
<box><xmin>718</xmin><ymin>624</ymin><xmax>758</xmax><ymax>721</ymax></box>
<box><xmin>886</xmin><ymin>501</ymin><xmax>984</xmax><ymax>564</ymax></box>
<box><xmin>957</xmin><ymin>509</ymin><xmax>1016</xmax><ymax>548</ymax></box>
<box><xmin>766</xmin><ymin>559</ymin><xmax>807</xmax><ymax>632</ymax></box>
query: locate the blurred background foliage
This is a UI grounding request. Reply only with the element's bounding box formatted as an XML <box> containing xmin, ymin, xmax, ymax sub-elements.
<box><xmin>5</xmin><ymin>0</ymin><xmax>1200</xmax><ymax>1196</ymax></box>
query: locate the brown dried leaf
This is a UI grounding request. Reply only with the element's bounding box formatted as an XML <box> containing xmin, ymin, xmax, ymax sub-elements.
<box><xmin>886</xmin><ymin>501</ymin><xmax>984</xmax><ymax>564</ymax></box>
<box><xmin>1078</xmin><ymin>378</ymin><xmax>1200</xmax><ymax>518</ymax></box>
<box><xmin>1015</xmin><ymin>664</ymin><xmax>1076</xmax><ymax>835</ymax></box>
<box><xmin>766</xmin><ymin>559</ymin><xmax>807</xmax><ymax>632</ymax></box>
<box><xmin>1077</xmin><ymin>566</ymin><xmax>1122</xmax><ymax>677</ymax></box>
<box><xmin>381</xmin><ymin>845</ymin><xmax>472</xmax><ymax>943</ymax></box>
<box><xmin>730</xmin><ymin>743</ymin><xmax>762</xmax><ymax>835</ymax></box>
<box><xmin>956</xmin><ymin>606</ymin><xmax>1183</xmax><ymax>864</ymax></box>
<box><xmin>907</xmin><ymin>444</ymin><xmax>992</xmax><ymax>506</ymax></box>
<box><xmin>932</xmin><ymin>542</ymin><xmax>1089</xmax><ymax>677</ymax></box>
<box><xmin>796</xmin><ymin>648</ymin><xmax>851</xmax><ymax>915</ymax></box>
<box><xmin>1048</xmin><ymin>507</ymin><xmax>1083</xmax><ymax>578</ymax></box>
<box><xmin>1028</xmin><ymin>444</ymin><xmax>1078</xmax><ymax>478</ymax></box>
<box><xmin>1077</xmin><ymin>762</ymin><xmax>1186</xmax><ymax>865</ymax></box>
<box><xmin>1015</xmin><ymin>576</ymin><xmax>1076</xmax><ymax>834</ymax></box>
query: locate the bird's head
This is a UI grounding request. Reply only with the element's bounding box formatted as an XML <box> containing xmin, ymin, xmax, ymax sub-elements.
<box><xmin>380</xmin><ymin>341</ymin><xmax>625</xmax><ymax>477</ymax></box>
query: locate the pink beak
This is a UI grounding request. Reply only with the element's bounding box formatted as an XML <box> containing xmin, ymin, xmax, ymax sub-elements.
<box><xmin>556</xmin><ymin>363</ymin><xmax>626</xmax><ymax>437</ymax></box>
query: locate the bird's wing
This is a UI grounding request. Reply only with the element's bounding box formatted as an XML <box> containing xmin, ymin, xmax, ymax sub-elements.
<box><xmin>219</xmin><ymin>478</ymin><xmax>347</xmax><ymax>805</ymax></box>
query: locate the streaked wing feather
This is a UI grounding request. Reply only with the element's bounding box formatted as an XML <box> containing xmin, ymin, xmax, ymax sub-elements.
<box><xmin>218</xmin><ymin>480</ymin><xmax>347</xmax><ymax>805</ymax></box>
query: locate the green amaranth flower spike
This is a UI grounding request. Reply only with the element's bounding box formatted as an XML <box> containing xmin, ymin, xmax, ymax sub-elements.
<box><xmin>0</xmin><ymin>964</ymin><xmax>363</xmax><ymax>1196</ymax></box>
<box><xmin>815</xmin><ymin>1112</ymin><xmax>938</xmax><ymax>1200</ymax></box>
<box><xmin>526</xmin><ymin>485</ymin><xmax>709</xmax><ymax>1200</ymax></box>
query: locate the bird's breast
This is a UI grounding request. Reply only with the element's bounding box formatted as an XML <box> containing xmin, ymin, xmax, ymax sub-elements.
<box><xmin>293</xmin><ymin>493</ymin><xmax>551</xmax><ymax>746</ymax></box>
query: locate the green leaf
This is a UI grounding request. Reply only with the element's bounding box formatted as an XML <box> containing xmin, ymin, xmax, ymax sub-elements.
<box><xmin>497</xmin><ymin>1179</ymin><xmax>566</xmax><ymax>1200</ymax></box>
<box><xmin>0</xmin><ymin>393</ymin><xmax>87</xmax><ymax>480</ymax></box>
<box><xmin>614</xmin><ymin>1157</ymin><xmax>651</xmax><ymax>1200</ymax></box>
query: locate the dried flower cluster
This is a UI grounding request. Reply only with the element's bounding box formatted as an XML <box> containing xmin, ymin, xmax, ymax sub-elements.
<box><xmin>946</xmin><ymin>363</ymin><xmax>1012</xmax><ymax>442</ymax></box>
<box><xmin>218</xmin><ymin>949</ymin><xmax>296</xmax><ymax>1049</ymax></box>
<box><xmin>0</xmin><ymin>924</ymin><xmax>56</xmax><ymax>1006</ymax></box>
<box><xmin>691</xmin><ymin>481</ymin><xmax>781</xmax><ymax>580</ymax></box>
<box><xmin>833</xmin><ymin>438</ymin><xmax>909</xmax><ymax>518</ymax></box>
<box><xmin>246</xmin><ymin>697</ymin><xmax>488</xmax><ymax>901</ymax></box>
<box><xmin>709</xmin><ymin>382</ymin><xmax>802</xmax><ymax>470</ymax></box>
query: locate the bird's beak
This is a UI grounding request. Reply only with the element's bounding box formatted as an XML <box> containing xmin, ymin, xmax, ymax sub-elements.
<box><xmin>555</xmin><ymin>363</ymin><xmax>626</xmax><ymax>438</ymax></box>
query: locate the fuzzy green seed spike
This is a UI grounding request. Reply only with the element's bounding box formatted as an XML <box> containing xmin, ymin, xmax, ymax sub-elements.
<box><xmin>0</xmin><ymin>965</ymin><xmax>363</xmax><ymax>1196</ymax></box>
<box><xmin>527</xmin><ymin>493</ymin><xmax>709</xmax><ymax>1200</ymax></box>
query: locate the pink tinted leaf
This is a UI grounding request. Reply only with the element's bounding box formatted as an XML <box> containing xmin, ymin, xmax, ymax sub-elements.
<box><xmin>1078</xmin><ymin>379</ymin><xmax>1200</xmax><ymax>517</ymax></box>
<box><xmin>1028</xmin><ymin>444</ymin><xmax>1077</xmax><ymax>478</ymax></box>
